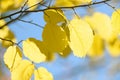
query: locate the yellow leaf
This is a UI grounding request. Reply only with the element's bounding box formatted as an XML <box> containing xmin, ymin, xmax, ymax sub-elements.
<box><xmin>88</xmin><ymin>34</ymin><xmax>104</xmax><ymax>57</ymax></box>
<box><xmin>0</xmin><ymin>0</ymin><xmax>24</xmax><ymax>13</ymax></box>
<box><xmin>44</xmin><ymin>9</ymin><xmax>66</xmax><ymax>23</ymax></box>
<box><xmin>0</xmin><ymin>20</ymin><xmax>9</xmax><ymax>37</ymax></box>
<box><xmin>42</xmin><ymin>23</ymin><xmax>68</xmax><ymax>53</ymax></box>
<box><xmin>60</xmin><ymin>23</ymin><xmax>71</xmax><ymax>57</ymax></box>
<box><xmin>27</xmin><ymin>0</ymin><xmax>41</xmax><ymax>10</ymax></box>
<box><xmin>111</xmin><ymin>9</ymin><xmax>120</xmax><ymax>34</ymax></box>
<box><xmin>54</xmin><ymin>0</ymin><xmax>73</xmax><ymax>7</ymax></box>
<box><xmin>11</xmin><ymin>60</ymin><xmax>34</xmax><ymax>80</ymax></box>
<box><xmin>33</xmin><ymin>40</ymin><xmax>55</xmax><ymax>62</ymax></box>
<box><xmin>59</xmin><ymin>46</ymin><xmax>71</xmax><ymax>58</ymax></box>
<box><xmin>14</xmin><ymin>0</ymin><xmax>25</xmax><ymax>9</ymax></box>
<box><xmin>44</xmin><ymin>52</ymin><xmax>55</xmax><ymax>62</ymax></box>
<box><xmin>34</xmin><ymin>67</ymin><xmax>53</xmax><ymax>80</ymax></box>
<box><xmin>4</xmin><ymin>45</ymin><xmax>22</xmax><ymax>71</ymax></box>
<box><xmin>71</xmin><ymin>0</ymin><xmax>92</xmax><ymax>5</ymax></box>
<box><xmin>54</xmin><ymin>0</ymin><xmax>92</xmax><ymax>7</ymax></box>
<box><xmin>106</xmin><ymin>34</ymin><xmax>120</xmax><ymax>57</ymax></box>
<box><xmin>68</xmin><ymin>17</ymin><xmax>94</xmax><ymax>57</ymax></box>
<box><xmin>84</xmin><ymin>12</ymin><xmax>112</xmax><ymax>40</ymax></box>
<box><xmin>61</xmin><ymin>23</ymin><xmax>70</xmax><ymax>41</ymax></box>
<box><xmin>1</xmin><ymin>30</ymin><xmax>16</xmax><ymax>47</ymax></box>
<box><xmin>40</xmin><ymin>42</ymin><xmax>55</xmax><ymax>62</ymax></box>
<box><xmin>28</xmin><ymin>39</ymin><xmax>55</xmax><ymax>62</ymax></box>
<box><xmin>0</xmin><ymin>20</ymin><xmax>16</xmax><ymax>47</ymax></box>
<box><xmin>0</xmin><ymin>0</ymin><xmax>14</xmax><ymax>13</ymax></box>
<box><xmin>23</xmin><ymin>38</ymin><xmax>46</xmax><ymax>63</ymax></box>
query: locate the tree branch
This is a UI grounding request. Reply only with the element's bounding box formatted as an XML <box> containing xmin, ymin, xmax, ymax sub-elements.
<box><xmin>0</xmin><ymin>0</ymin><xmax>111</xmax><ymax>20</ymax></box>
<box><xmin>17</xmin><ymin>19</ymin><xmax>44</xmax><ymax>29</ymax></box>
<box><xmin>0</xmin><ymin>0</ymin><xmax>111</xmax><ymax>29</ymax></box>
<box><xmin>0</xmin><ymin>37</ymin><xmax>15</xmax><ymax>45</ymax></box>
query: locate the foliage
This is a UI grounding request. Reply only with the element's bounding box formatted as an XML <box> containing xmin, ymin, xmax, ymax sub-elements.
<box><xmin>0</xmin><ymin>0</ymin><xmax>120</xmax><ymax>80</ymax></box>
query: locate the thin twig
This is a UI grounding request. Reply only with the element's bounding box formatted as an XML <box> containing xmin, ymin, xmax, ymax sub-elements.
<box><xmin>0</xmin><ymin>37</ymin><xmax>15</xmax><ymax>45</ymax></box>
<box><xmin>0</xmin><ymin>37</ymin><xmax>24</xmax><ymax>47</ymax></box>
<box><xmin>25</xmin><ymin>0</ymin><xmax>46</xmax><ymax>10</ymax></box>
<box><xmin>0</xmin><ymin>0</ymin><xmax>112</xmax><ymax>29</ymax></box>
<box><xmin>16</xmin><ymin>40</ymin><xmax>23</xmax><ymax>46</ymax></box>
<box><xmin>72</xmin><ymin>8</ymin><xmax>80</xmax><ymax>18</ymax></box>
<box><xmin>17</xmin><ymin>19</ymin><xmax>44</xmax><ymax>29</ymax></box>
<box><xmin>21</xmin><ymin>0</ymin><xmax>29</xmax><ymax>10</ymax></box>
<box><xmin>104</xmin><ymin>2</ymin><xmax>120</xmax><ymax>15</ymax></box>
<box><xmin>0</xmin><ymin>0</ymin><xmax>28</xmax><ymax>29</ymax></box>
<box><xmin>0</xmin><ymin>0</ymin><xmax>111</xmax><ymax>20</ymax></box>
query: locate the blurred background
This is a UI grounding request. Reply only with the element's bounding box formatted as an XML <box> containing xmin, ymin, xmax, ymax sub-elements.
<box><xmin>1</xmin><ymin>0</ymin><xmax>120</xmax><ymax>80</ymax></box>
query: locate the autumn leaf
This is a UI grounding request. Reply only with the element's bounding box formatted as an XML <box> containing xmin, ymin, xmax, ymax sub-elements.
<box><xmin>84</xmin><ymin>12</ymin><xmax>112</xmax><ymax>40</ymax></box>
<box><xmin>23</xmin><ymin>38</ymin><xmax>46</xmax><ymax>63</ymax></box>
<box><xmin>42</xmin><ymin>23</ymin><xmax>68</xmax><ymax>53</ymax></box>
<box><xmin>0</xmin><ymin>20</ymin><xmax>16</xmax><ymax>47</ymax></box>
<box><xmin>106</xmin><ymin>34</ymin><xmax>120</xmax><ymax>57</ymax></box>
<box><xmin>11</xmin><ymin>60</ymin><xmax>34</xmax><ymax>80</ymax></box>
<box><xmin>27</xmin><ymin>0</ymin><xmax>42</xmax><ymax>10</ymax></box>
<box><xmin>68</xmin><ymin>17</ymin><xmax>94</xmax><ymax>57</ymax></box>
<box><xmin>4</xmin><ymin>45</ymin><xmax>22</xmax><ymax>71</ymax></box>
<box><xmin>88</xmin><ymin>34</ymin><xmax>104</xmax><ymax>57</ymax></box>
<box><xmin>111</xmin><ymin>9</ymin><xmax>120</xmax><ymax>35</ymax></box>
<box><xmin>34</xmin><ymin>67</ymin><xmax>53</xmax><ymax>80</ymax></box>
<box><xmin>44</xmin><ymin>9</ymin><xmax>66</xmax><ymax>24</ymax></box>
<box><xmin>54</xmin><ymin>0</ymin><xmax>92</xmax><ymax>7</ymax></box>
<box><xmin>59</xmin><ymin>46</ymin><xmax>71</xmax><ymax>58</ymax></box>
<box><xmin>0</xmin><ymin>0</ymin><xmax>24</xmax><ymax>13</ymax></box>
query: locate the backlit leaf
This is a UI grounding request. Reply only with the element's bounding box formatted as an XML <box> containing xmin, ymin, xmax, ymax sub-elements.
<box><xmin>4</xmin><ymin>45</ymin><xmax>22</xmax><ymax>71</ymax></box>
<box><xmin>0</xmin><ymin>0</ymin><xmax>14</xmax><ymax>13</ymax></box>
<box><xmin>23</xmin><ymin>38</ymin><xmax>46</xmax><ymax>63</ymax></box>
<box><xmin>34</xmin><ymin>67</ymin><xmax>53</xmax><ymax>80</ymax></box>
<box><xmin>54</xmin><ymin>0</ymin><xmax>92</xmax><ymax>7</ymax></box>
<box><xmin>11</xmin><ymin>60</ymin><xmax>34</xmax><ymax>80</ymax></box>
<box><xmin>14</xmin><ymin>0</ymin><xmax>25</xmax><ymax>9</ymax></box>
<box><xmin>0</xmin><ymin>20</ymin><xmax>16</xmax><ymax>47</ymax></box>
<box><xmin>28</xmin><ymin>39</ymin><xmax>55</xmax><ymax>62</ymax></box>
<box><xmin>0</xmin><ymin>0</ymin><xmax>24</xmax><ymax>13</ymax></box>
<box><xmin>106</xmin><ymin>34</ymin><xmax>120</xmax><ymax>57</ymax></box>
<box><xmin>1</xmin><ymin>30</ymin><xmax>16</xmax><ymax>47</ymax></box>
<box><xmin>88</xmin><ymin>34</ymin><xmax>104</xmax><ymax>57</ymax></box>
<box><xmin>35</xmin><ymin>40</ymin><xmax>55</xmax><ymax>62</ymax></box>
<box><xmin>84</xmin><ymin>12</ymin><xmax>112</xmax><ymax>40</ymax></box>
<box><xmin>27</xmin><ymin>0</ymin><xmax>41</xmax><ymax>10</ymax></box>
<box><xmin>68</xmin><ymin>17</ymin><xmax>94</xmax><ymax>57</ymax></box>
<box><xmin>0</xmin><ymin>20</ymin><xmax>9</xmax><ymax>37</ymax></box>
<box><xmin>111</xmin><ymin>9</ymin><xmax>120</xmax><ymax>34</ymax></box>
